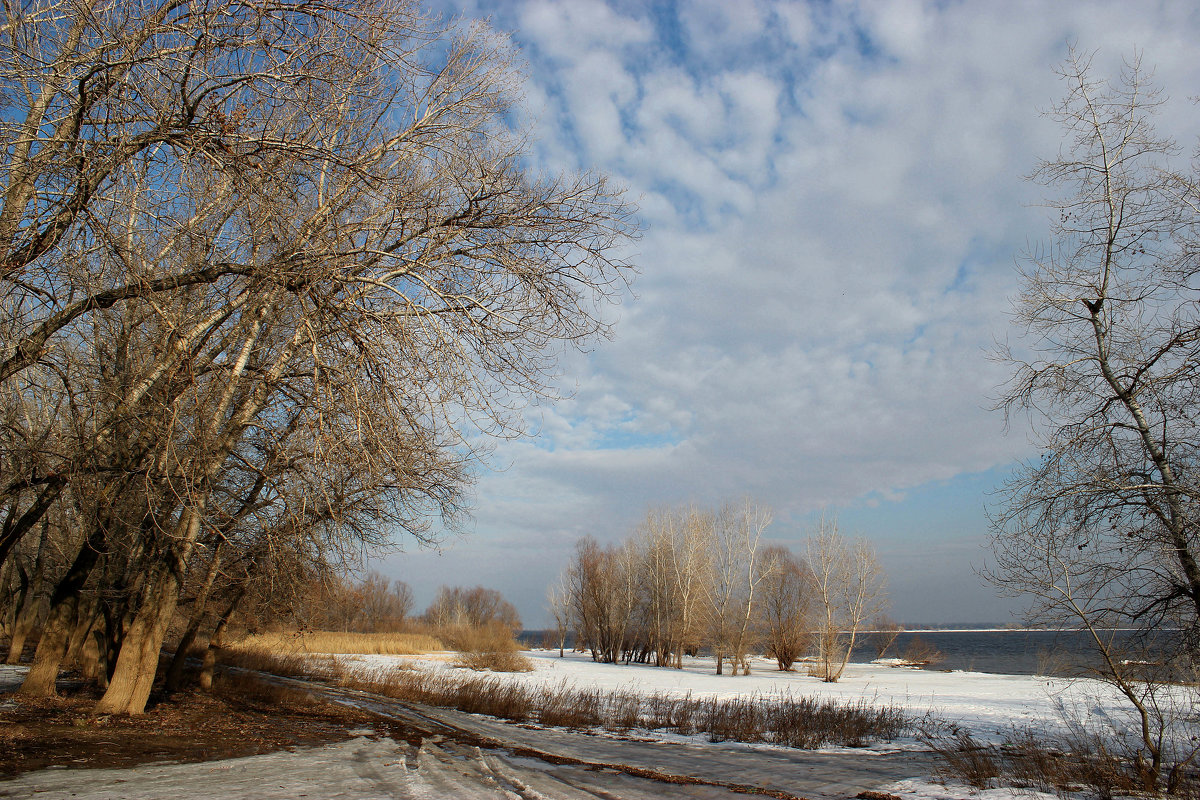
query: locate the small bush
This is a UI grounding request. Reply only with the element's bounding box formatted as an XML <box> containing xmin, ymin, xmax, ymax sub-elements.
<box><xmin>926</xmin><ymin>729</ymin><xmax>1000</xmax><ymax>789</ymax></box>
<box><xmin>900</xmin><ymin>636</ymin><xmax>944</xmax><ymax>667</ymax></box>
<box><xmin>925</xmin><ymin>724</ymin><xmax>1198</xmax><ymax>799</ymax></box>
<box><xmin>537</xmin><ymin>683</ymin><xmax>602</xmax><ymax>728</ymax></box>
<box><xmin>449</xmin><ymin>624</ymin><xmax>534</xmax><ymax>672</ymax></box>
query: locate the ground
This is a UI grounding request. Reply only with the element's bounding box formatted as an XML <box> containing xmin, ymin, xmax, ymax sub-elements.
<box><xmin>0</xmin><ymin>653</ymin><xmax>1175</xmax><ymax>800</ymax></box>
<box><xmin>0</xmin><ymin>668</ymin><xmax>389</xmax><ymax>776</ymax></box>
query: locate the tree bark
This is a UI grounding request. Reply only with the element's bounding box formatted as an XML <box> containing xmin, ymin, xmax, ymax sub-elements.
<box><xmin>93</xmin><ymin>563</ymin><xmax>178</xmax><ymax>714</ymax></box>
<box><xmin>18</xmin><ymin>527</ymin><xmax>103</xmax><ymax>696</ymax></box>
<box><xmin>62</xmin><ymin>596</ymin><xmax>98</xmax><ymax>670</ymax></box>
<box><xmin>200</xmin><ymin>588</ymin><xmax>246</xmax><ymax>691</ymax></box>
<box><xmin>166</xmin><ymin>540</ymin><xmax>224</xmax><ymax>692</ymax></box>
<box><xmin>95</xmin><ymin>504</ymin><xmax>203</xmax><ymax>714</ymax></box>
<box><xmin>4</xmin><ymin>516</ymin><xmax>50</xmax><ymax>663</ymax></box>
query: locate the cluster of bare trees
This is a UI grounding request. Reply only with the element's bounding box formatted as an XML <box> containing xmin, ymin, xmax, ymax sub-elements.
<box><xmin>0</xmin><ymin>1</ymin><xmax>633</xmax><ymax>714</ymax></box>
<box><xmin>422</xmin><ymin>585</ymin><xmax>521</xmax><ymax>633</ymax></box>
<box><xmin>279</xmin><ymin>572</ymin><xmax>414</xmax><ymax>634</ymax></box>
<box><xmin>556</xmin><ymin>503</ymin><xmax>887</xmax><ymax>681</ymax></box>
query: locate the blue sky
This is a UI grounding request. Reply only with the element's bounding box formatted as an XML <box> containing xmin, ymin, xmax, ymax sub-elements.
<box><xmin>375</xmin><ymin>0</ymin><xmax>1200</xmax><ymax>627</ymax></box>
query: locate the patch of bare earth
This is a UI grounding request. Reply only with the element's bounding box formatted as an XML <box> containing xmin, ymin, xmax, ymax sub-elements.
<box><xmin>0</xmin><ymin>671</ymin><xmax>391</xmax><ymax>777</ymax></box>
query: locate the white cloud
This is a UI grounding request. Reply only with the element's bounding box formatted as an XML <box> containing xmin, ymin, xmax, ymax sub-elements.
<box><xmin>389</xmin><ymin>0</ymin><xmax>1200</xmax><ymax>626</ymax></box>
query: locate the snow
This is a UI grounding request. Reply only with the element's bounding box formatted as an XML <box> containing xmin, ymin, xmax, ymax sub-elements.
<box><xmin>1</xmin><ymin>736</ymin><xmax>412</xmax><ymax>800</ymax></box>
<box><xmin>3</xmin><ymin>654</ymin><xmax>1189</xmax><ymax>799</ymax></box>
<box><xmin>881</xmin><ymin>778</ymin><xmax>1062</xmax><ymax>800</ymax></box>
<box><xmin>337</xmin><ymin>649</ymin><xmax>1142</xmax><ymax>743</ymax></box>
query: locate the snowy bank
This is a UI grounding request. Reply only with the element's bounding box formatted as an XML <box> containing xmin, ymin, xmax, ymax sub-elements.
<box><xmin>335</xmin><ymin>649</ymin><xmax>1150</xmax><ymax>743</ymax></box>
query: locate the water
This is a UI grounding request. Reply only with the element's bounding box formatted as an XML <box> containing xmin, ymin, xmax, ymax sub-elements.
<box><xmin>524</xmin><ymin>629</ymin><xmax>1174</xmax><ymax>676</ymax></box>
<box><xmin>852</xmin><ymin>629</ymin><xmax>1171</xmax><ymax>675</ymax></box>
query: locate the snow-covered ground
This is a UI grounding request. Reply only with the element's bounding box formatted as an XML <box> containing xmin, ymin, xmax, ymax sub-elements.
<box><xmin>337</xmin><ymin>648</ymin><xmax>1142</xmax><ymax>743</ymax></box>
<box><xmin>4</xmin><ymin>655</ymin><xmax>1191</xmax><ymax>800</ymax></box>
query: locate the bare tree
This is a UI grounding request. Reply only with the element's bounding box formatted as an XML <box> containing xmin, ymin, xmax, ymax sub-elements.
<box><xmin>424</xmin><ymin>586</ymin><xmax>522</xmax><ymax>633</ymax></box>
<box><xmin>989</xmin><ymin>49</ymin><xmax>1200</xmax><ymax>789</ymax></box>
<box><xmin>759</xmin><ymin>545</ymin><xmax>815</xmax><ymax>671</ymax></box>
<box><xmin>546</xmin><ymin>573</ymin><xmax>571</xmax><ymax>657</ymax></box>
<box><xmin>566</xmin><ymin>537</ymin><xmax>635</xmax><ymax>664</ymax></box>
<box><xmin>705</xmin><ymin>500</ymin><xmax>773</xmax><ymax>675</ymax></box>
<box><xmin>2</xmin><ymin>1</ymin><xmax>635</xmax><ymax>714</ymax></box>
<box><xmin>805</xmin><ymin>517</ymin><xmax>888</xmax><ymax>682</ymax></box>
<box><xmin>631</xmin><ymin>505</ymin><xmax>713</xmax><ymax>667</ymax></box>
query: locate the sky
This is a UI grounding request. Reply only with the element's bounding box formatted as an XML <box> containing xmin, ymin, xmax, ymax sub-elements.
<box><xmin>374</xmin><ymin>0</ymin><xmax>1200</xmax><ymax>627</ymax></box>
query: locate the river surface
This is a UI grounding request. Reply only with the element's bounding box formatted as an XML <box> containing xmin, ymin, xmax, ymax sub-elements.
<box><xmin>524</xmin><ymin>629</ymin><xmax>1174</xmax><ymax>676</ymax></box>
<box><xmin>855</xmin><ymin>629</ymin><xmax>1173</xmax><ymax>675</ymax></box>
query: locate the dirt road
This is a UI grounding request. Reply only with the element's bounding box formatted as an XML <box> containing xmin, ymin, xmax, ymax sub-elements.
<box><xmin>0</xmin><ymin>667</ymin><xmax>939</xmax><ymax>799</ymax></box>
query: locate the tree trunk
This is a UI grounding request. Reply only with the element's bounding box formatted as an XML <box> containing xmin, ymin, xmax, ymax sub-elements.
<box><xmin>62</xmin><ymin>597</ymin><xmax>98</xmax><ymax>670</ymax></box>
<box><xmin>95</xmin><ymin>503</ymin><xmax>204</xmax><ymax>715</ymax></box>
<box><xmin>4</xmin><ymin>602</ymin><xmax>40</xmax><ymax>664</ymax></box>
<box><xmin>18</xmin><ymin>602</ymin><xmax>74</xmax><ymax>696</ymax></box>
<box><xmin>200</xmin><ymin>589</ymin><xmax>245</xmax><ymax>691</ymax></box>
<box><xmin>93</xmin><ymin>563</ymin><xmax>178</xmax><ymax>714</ymax></box>
<box><xmin>18</xmin><ymin>528</ymin><xmax>103</xmax><ymax>696</ymax></box>
<box><xmin>5</xmin><ymin>516</ymin><xmax>50</xmax><ymax>663</ymax></box>
<box><xmin>79</xmin><ymin>626</ymin><xmax>107</xmax><ymax>687</ymax></box>
<box><xmin>165</xmin><ymin>540</ymin><xmax>224</xmax><ymax>692</ymax></box>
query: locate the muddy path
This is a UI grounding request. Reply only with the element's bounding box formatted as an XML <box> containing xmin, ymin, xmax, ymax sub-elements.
<box><xmin>0</xmin><ymin>665</ymin><xmax>939</xmax><ymax>799</ymax></box>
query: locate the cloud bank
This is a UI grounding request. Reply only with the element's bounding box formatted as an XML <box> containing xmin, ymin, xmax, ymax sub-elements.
<box><xmin>381</xmin><ymin>0</ymin><xmax>1200</xmax><ymax>626</ymax></box>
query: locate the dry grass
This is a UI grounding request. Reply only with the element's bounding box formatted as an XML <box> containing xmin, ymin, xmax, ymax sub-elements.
<box><xmin>221</xmin><ymin>648</ymin><xmax>909</xmax><ymax>749</ymax></box>
<box><xmin>445</xmin><ymin>624</ymin><xmax>534</xmax><ymax>672</ymax></box>
<box><xmin>229</xmin><ymin>630</ymin><xmax>445</xmax><ymax>656</ymax></box>
<box><xmin>923</xmin><ymin>723</ymin><xmax>1199</xmax><ymax>798</ymax></box>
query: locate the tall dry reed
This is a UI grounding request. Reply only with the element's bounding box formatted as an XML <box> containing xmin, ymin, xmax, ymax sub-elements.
<box><xmin>230</xmin><ymin>630</ymin><xmax>445</xmax><ymax>655</ymax></box>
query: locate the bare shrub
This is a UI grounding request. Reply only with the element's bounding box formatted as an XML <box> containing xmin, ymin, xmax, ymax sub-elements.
<box><xmin>607</xmin><ymin>691</ymin><xmax>643</xmax><ymax>732</ymax></box>
<box><xmin>454</xmin><ymin>649</ymin><xmax>535</xmax><ymax>672</ymax></box>
<box><xmin>707</xmin><ymin>696</ymin><xmax>764</xmax><ymax>743</ymax></box>
<box><xmin>767</xmin><ymin>696</ymin><xmax>907</xmax><ymax>749</ymax></box>
<box><xmin>537</xmin><ymin>682</ymin><xmax>602</xmax><ymax>729</ymax></box>
<box><xmin>900</xmin><ymin>636</ymin><xmax>944</xmax><ymax>667</ymax></box>
<box><xmin>219</xmin><ymin>648</ymin><xmax>314</xmax><ymax>679</ymax></box>
<box><xmin>926</xmin><ymin>729</ymin><xmax>1000</xmax><ymax>790</ymax></box>
<box><xmin>1034</xmin><ymin>647</ymin><xmax>1070</xmax><ymax>677</ymax></box>
<box><xmin>927</xmin><ymin>723</ymin><xmax>1198</xmax><ymax>799</ymax></box>
<box><xmin>867</xmin><ymin>616</ymin><xmax>904</xmax><ymax>658</ymax></box>
<box><xmin>449</xmin><ymin>624</ymin><xmax>533</xmax><ymax>673</ymax></box>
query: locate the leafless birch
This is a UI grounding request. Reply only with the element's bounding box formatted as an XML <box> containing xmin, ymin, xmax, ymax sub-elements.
<box><xmin>989</xmin><ymin>48</ymin><xmax>1200</xmax><ymax>789</ymax></box>
<box><xmin>805</xmin><ymin>518</ymin><xmax>887</xmax><ymax>682</ymax></box>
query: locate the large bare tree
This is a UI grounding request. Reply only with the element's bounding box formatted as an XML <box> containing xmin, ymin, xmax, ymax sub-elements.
<box><xmin>989</xmin><ymin>49</ymin><xmax>1200</xmax><ymax>789</ymax></box>
<box><xmin>1</xmin><ymin>0</ymin><xmax>635</xmax><ymax>714</ymax></box>
<box><xmin>759</xmin><ymin>545</ymin><xmax>815</xmax><ymax>672</ymax></box>
<box><xmin>805</xmin><ymin>518</ymin><xmax>887</xmax><ymax>683</ymax></box>
<box><xmin>705</xmin><ymin>500</ymin><xmax>773</xmax><ymax>675</ymax></box>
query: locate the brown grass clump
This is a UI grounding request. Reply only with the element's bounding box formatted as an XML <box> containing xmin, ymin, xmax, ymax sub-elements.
<box><xmin>229</xmin><ymin>630</ymin><xmax>444</xmax><ymax>656</ymax></box>
<box><xmin>446</xmin><ymin>624</ymin><xmax>534</xmax><ymax>673</ymax></box>
<box><xmin>924</xmin><ymin>723</ymin><xmax>1199</xmax><ymax>798</ymax></box>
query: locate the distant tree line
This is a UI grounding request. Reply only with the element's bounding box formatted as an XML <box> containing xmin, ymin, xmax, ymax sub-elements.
<box><xmin>276</xmin><ymin>575</ymin><xmax>521</xmax><ymax>641</ymax></box>
<box><xmin>551</xmin><ymin>501</ymin><xmax>888</xmax><ymax>682</ymax></box>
